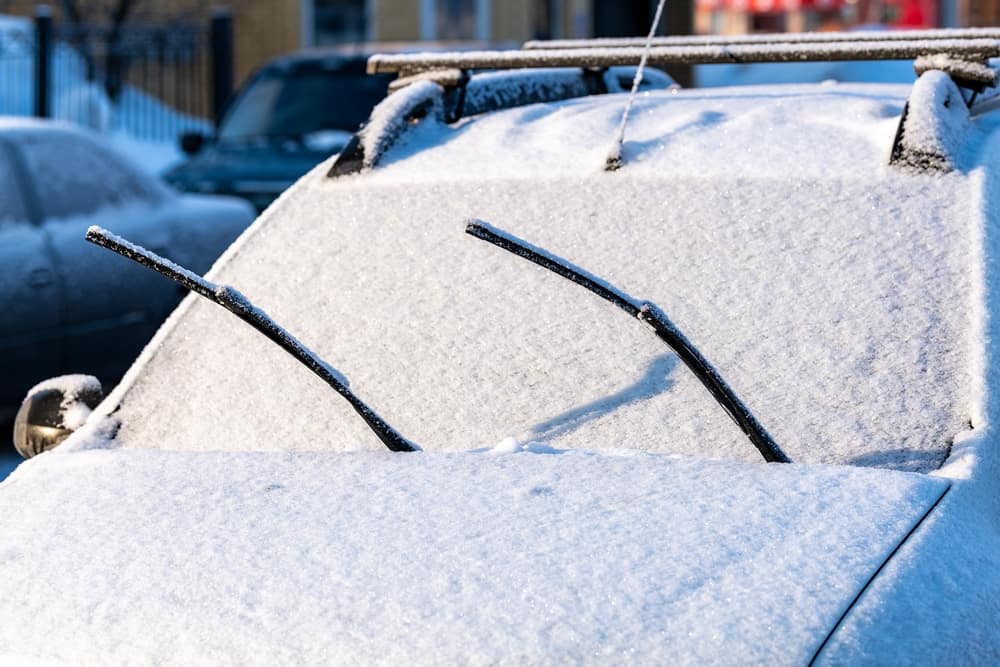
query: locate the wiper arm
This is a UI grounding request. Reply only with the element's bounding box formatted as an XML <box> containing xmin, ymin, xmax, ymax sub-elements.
<box><xmin>465</xmin><ymin>219</ymin><xmax>789</xmax><ymax>464</ymax></box>
<box><xmin>85</xmin><ymin>226</ymin><xmax>419</xmax><ymax>453</ymax></box>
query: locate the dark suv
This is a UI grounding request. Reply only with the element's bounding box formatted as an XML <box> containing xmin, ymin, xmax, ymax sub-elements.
<box><xmin>164</xmin><ymin>49</ymin><xmax>394</xmax><ymax>211</ymax></box>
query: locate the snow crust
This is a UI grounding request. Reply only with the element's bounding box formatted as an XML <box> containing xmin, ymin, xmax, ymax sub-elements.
<box><xmin>110</xmin><ymin>111</ymin><xmax>975</xmax><ymax>469</ymax></box>
<box><xmin>1</xmin><ymin>69</ymin><xmax>997</xmax><ymax>664</ymax></box>
<box><xmin>374</xmin><ymin>83</ymin><xmax>912</xmax><ymax>179</ymax></box>
<box><xmin>895</xmin><ymin>71</ymin><xmax>973</xmax><ymax>171</ymax></box>
<box><xmin>811</xmin><ymin>102</ymin><xmax>1000</xmax><ymax>665</ymax></box>
<box><xmin>26</xmin><ymin>374</ymin><xmax>103</xmax><ymax>431</ymax></box>
<box><xmin>0</xmin><ymin>448</ymin><xmax>947</xmax><ymax>665</ymax></box>
<box><xmin>360</xmin><ymin>80</ymin><xmax>443</xmax><ymax>169</ymax></box>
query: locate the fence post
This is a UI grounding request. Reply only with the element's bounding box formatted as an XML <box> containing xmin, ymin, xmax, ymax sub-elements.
<box><xmin>210</xmin><ymin>8</ymin><xmax>233</xmax><ymax>126</ymax></box>
<box><xmin>34</xmin><ymin>5</ymin><xmax>53</xmax><ymax>118</ymax></box>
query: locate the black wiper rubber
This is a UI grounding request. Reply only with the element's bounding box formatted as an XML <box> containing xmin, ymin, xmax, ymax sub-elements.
<box><xmin>466</xmin><ymin>219</ymin><xmax>789</xmax><ymax>464</ymax></box>
<box><xmin>85</xmin><ymin>226</ymin><xmax>419</xmax><ymax>453</ymax></box>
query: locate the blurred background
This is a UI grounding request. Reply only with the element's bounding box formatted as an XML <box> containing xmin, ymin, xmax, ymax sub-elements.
<box><xmin>0</xmin><ymin>0</ymin><xmax>996</xmax><ymax>478</ymax></box>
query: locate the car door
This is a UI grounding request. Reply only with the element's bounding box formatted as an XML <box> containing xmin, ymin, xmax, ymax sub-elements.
<box><xmin>0</xmin><ymin>139</ymin><xmax>62</xmax><ymax>410</ymax></box>
<box><xmin>13</xmin><ymin>129</ymin><xmax>179</xmax><ymax>384</ymax></box>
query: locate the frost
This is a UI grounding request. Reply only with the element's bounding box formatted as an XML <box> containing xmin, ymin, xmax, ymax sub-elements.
<box><xmin>360</xmin><ymin>80</ymin><xmax>443</xmax><ymax>169</ymax></box>
<box><xmin>913</xmin><ymin>53</ymin><xmax>997</xmax><ymax>86</ymax></box>
<box><xmin>893</xmin><ymin>70</ymin><xmax>973</xmax><ymax>171</ymax></box>
<box><xmin>27</xmin><ymin>373</ymin><xmax>101</xmax><ymax>404</ymax></box>
<box><xmin>0</xmin><ymin>449</ymin><xmax>951</xmax><ymax>663</ymax></box>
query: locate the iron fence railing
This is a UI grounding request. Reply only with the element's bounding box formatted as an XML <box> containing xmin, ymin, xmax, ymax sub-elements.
<box><xmin>0</xmin><ymin>8</ymin><xmax>232</xmax><ymax>142</ymax></box>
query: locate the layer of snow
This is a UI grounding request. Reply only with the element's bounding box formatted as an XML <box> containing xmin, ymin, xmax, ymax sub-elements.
<box><xmin>1</xmin><ymin>61</ymin><xmax>997</xmax><ymax>665</ymax></box>
<box><xmin>0</xmin><ymin>447</ymin><xmax>947</xmax><ymax>664</ymax></box>
<box><xmin>106</xmin><ymin>86</ymin><xmax>976</xmax><ymax>471</ymax></box>
<box><xmin>360</xmin><ymin>80</ymin><xmax>443</xmax><ymax>169</ymax></box>
<box><xmin>27</xmin><ymin>374</ymin><xmax>102</xmax><ymax>430</ymax></box>
<box><xmin>895</xmin><ymin>70</ymin><xmax>972</xmax><ymax>171</ymax></box>
<box><xmin>812</xmin><ymin>101</ymin><xmax>1000</xmax><ymax>665</ymax></box>
<box><xmin>377</xmin><ymin>82</ymin><xmax>914</xmax><ymax>179</ymax></box>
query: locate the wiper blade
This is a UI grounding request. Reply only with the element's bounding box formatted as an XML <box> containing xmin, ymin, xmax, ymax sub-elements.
<box><xmin>465</xmin><ymin>219</ymin><xmax>789</xmax><ymax>464</ymax></box>
<box><xmin>85</xmin><ymin>226</ymin><xmax>419</xmax><ymax>453</ymax></box>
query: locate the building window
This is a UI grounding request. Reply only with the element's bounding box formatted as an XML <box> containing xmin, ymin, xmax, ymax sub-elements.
<box><xmin>434</xmin><ymin>0</ymin><xmax>476</xmax><ymax>39</ymax></box>
<box><xmin>422</xmin><ymin>0</ymin><xmax>490</xmax><ymax>40</ymax></box>
<box><xmin>314</xmin><ymin>0</ymin><xmax>367</xmax><ymax>45</ymax></box>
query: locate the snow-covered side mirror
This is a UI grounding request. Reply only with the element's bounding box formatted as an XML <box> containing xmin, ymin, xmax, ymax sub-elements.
<box><xmin>13</xmin><ymin>375</ymin><xmax>103</xmax><ymax>459</ymax></box>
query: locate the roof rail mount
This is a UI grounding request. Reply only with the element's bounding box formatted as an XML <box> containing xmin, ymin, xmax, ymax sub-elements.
<box><xmin>890</xmin><ymin>70</ymin><xmax>974</xmax><ymax>173</ymax></box>
<box><xmin>328</xmin><ymin>66</ymin><xmax>674</xmax><ymax>177</ymax></box>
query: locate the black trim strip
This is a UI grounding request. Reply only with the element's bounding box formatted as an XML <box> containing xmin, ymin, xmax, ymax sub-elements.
<box><xmin>807</xmin><ymin>483</ymin><xmax>952</xmax><ymax>666</ymax></box>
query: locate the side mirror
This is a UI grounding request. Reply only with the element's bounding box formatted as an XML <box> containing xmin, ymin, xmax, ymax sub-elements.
<box><xmin>179</xmin><ymin>131</ymin><xmax>207</xmax><ymax>156</ymax></box>
<box><xmin>13</xmin><ymin>375</ymin><xmax>103</xmax><ymax>459</ymax></box>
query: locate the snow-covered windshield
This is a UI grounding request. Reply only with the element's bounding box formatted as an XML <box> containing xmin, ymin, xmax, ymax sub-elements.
<box><xmin>217</xmin><ymin>65</ymin><xmax>393</xmax><ymax>147</ymax></box>
<box><xmin>106</xmin><ymin>83</ymin><xmax>977</xmax><ymax>474</ymax></box>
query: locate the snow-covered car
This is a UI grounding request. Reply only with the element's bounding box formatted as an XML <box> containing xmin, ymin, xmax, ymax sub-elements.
<box><xmin>0</xmin><ymin>118</ymin><xmax>255</xmax><ymax>418</ymax></box>
<box><xmin>2</xmin><ymin>30</ymin><xmax>999</xmax><ymax>664</ymax></box>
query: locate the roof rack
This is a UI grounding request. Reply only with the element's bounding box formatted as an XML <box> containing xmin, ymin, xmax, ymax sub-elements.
<box><xmin>523</xmin><ymin>28</ymin><xmax>1000</xmax><ymax>50</ymax></box>
<box><xmin>333</xmin><ymin>32</ymin><xmax>1000</xmax><ymax>177</ymax></box>
<box><xmin>368</xmin><ymin>39</ymin><xmax>1000</xmax><ymax>78</ymax></box>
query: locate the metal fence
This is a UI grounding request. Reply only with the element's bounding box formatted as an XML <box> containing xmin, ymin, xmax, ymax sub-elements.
<box><xmin>0</xmin><ymin>15</ymin><xmax>36</xmax><ymax>117</ymax></box>
<box><xmin>0</xmin><ymin>8</ymin><xmax>232</xmax><ymax>142</ymax></box>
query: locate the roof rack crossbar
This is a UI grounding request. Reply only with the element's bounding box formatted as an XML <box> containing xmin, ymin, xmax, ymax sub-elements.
<box><xmin>523</xmin><ymin>28</ymin><xmax>1000</xmax><ymax>50</ymax></box>
<box><xmin>368</xmin><ymin>40</ymin><xmax>1000</xmax><ymax>76</ymax></box>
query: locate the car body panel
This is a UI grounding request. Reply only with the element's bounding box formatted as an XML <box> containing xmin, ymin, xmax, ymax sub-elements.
<box><xmin>0</xmin><ymin>447</ymin><xmax>948</xmax><ymax>664</ymax></box>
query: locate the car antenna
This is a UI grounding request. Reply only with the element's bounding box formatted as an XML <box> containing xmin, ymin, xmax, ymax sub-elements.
<box><xmin>604</xmin><ymin>0</ymin><xmax>668</xmax><ymax>171</ymax></box>
<box><xmin>85</xmin><ymin>226</ymin><xmax>420</xmax><ymax>454</ymax></box>
<box><xmin>465</xmin><ymin>219</ymin><xmax>790</xmax><ymax>464</ymax></box>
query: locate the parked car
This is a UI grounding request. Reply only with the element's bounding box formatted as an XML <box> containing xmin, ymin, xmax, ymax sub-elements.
<box><xmin>0</xmin><ymin>117</ymin><xmax>255</xmax><ymax>420</ymax></box>
<box><xmin>164</xmin><ymin>48</ymin><xmax>395</xmax><ymax>211</ymax></box>
<box><xmin>2</xmin><ymin>31</ymin><xmax>999</xmax><ymax>664</ymax></box>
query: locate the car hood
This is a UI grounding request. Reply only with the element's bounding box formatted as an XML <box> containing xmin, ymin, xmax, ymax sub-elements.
<box><xmin>0</xmin><ymin>447</ymin><xmax>947</xmax><ymax>664</ymax></box>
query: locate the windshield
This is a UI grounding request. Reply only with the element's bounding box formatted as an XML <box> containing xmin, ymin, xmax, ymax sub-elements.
<box><xmin>218</xmin><ymin>64</ymin><xmax>392</xmax><ymax>147</ymax></box>
<box><xmin>107</xmin><ymin>172</ymin><xmax>972</xmax><ymax>473</ymax></box>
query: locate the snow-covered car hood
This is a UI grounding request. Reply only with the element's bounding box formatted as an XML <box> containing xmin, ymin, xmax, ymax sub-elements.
<box><xmin>0</xmin><ymin>447</ymin><xmax>947</xmax><ymax>664</ymax></box>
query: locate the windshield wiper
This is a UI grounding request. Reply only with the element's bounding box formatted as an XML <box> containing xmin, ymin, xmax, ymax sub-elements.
<box><xmin>465</xmin><ymin>219</ymin><xmax>790</xmax><ymax>464</ymax></box>
<box><xmin>85</xmin><ymin>226</ymin><xmax>419</xmax><ymax>453</ymax></box>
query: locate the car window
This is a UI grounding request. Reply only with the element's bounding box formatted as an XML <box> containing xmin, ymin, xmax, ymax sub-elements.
<box><xmin>17</xmin><ymin>132</ymin><xmax>164</xmax><ymax>221</ymax></box>
<box><xmin>0</xmin><ymin>144</ymin><xmax>30</xmax><ymax>230</ymax></box>
<box><xmin>218</xmin><ymin>66</ymin><xmax>393</xmax><ymax>143</ymax></box>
